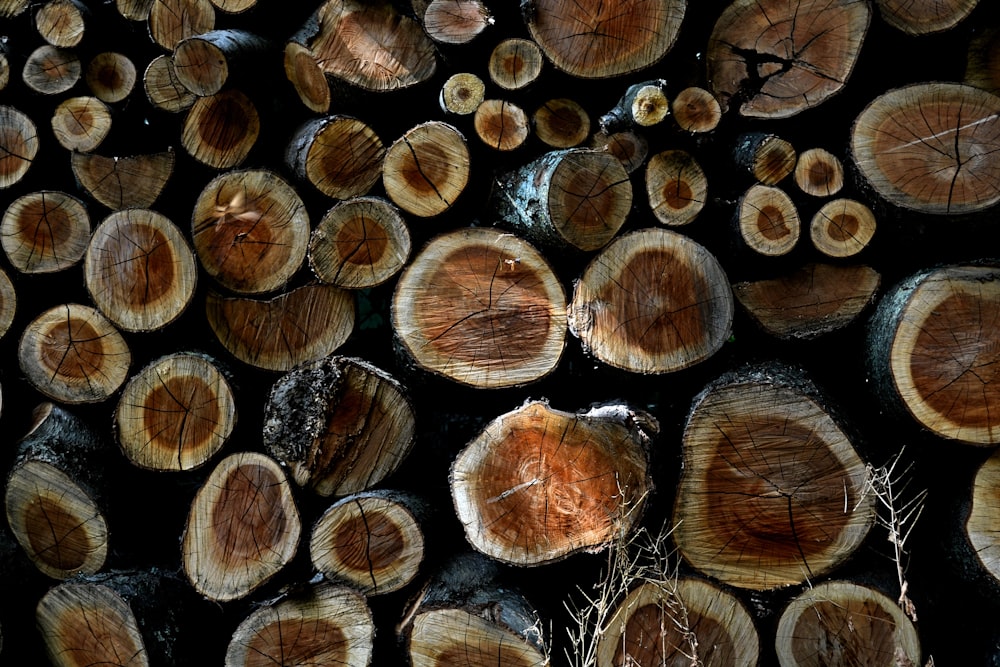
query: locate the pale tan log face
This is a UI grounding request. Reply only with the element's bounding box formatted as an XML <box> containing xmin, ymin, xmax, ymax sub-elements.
<box><xmin>212</xmin><ymin>463</ymin><xmax>288</xmax><ymax>563</ymax></box>
<box><xmin>0</xmin><ymin>106</ymin><xmax>39</xmax><ymax>188</ymax></box>
<box><xmin>182</xmin><ymin>89</ymin><xmax>259</xmax><ymax>169</ymax></box>
<box><xmin>303</xmin><ymin>118</ymin><xmax>384</xmax><ymax>199</ymax></box>
<box><xmin>410</xmin><ymin>609</ymin><xmax>547</xmax><ymax>667</ymax></box>
<box><xmin>149</xmin><ymin>0</ymin><xmax>215</xmax><ymax>51</ymax></box>
<box><xmin>2</xmin><ymin>191</ymin><xmax>90</xmax><ymax>273</ymax></box>
<box><xmin>283</xmin><ymin>42</ymin><xmax>330</xmax><ymax>113</ymax></box>
<box><xmin>244</xmin><ymin>618</ymin><xmax>346</xmax><ymax>666</ymax></box>
<box><xmin>549</xmin><ymin>150</ymin><xmax>631</xmax><ymax>250</ymax></box>
<box><xmin>968</xmin><ymin>449</ymin><xmax>1000</xmax><ymax>581</ymax></box>
<box><xmin>877</xmin><ymin>0</ymin><xmax>979</xmax><ymax>34</ymax></box>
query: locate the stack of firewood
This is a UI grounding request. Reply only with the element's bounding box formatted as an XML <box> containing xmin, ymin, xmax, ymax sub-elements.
<box><xmin>2</xmin><ymin>0</ymin><xmax>1000</xmax><ymax>664</ymax></box>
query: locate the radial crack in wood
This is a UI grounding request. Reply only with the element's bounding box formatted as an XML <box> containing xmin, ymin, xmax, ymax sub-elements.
<box><xmin>0</xmin><ymin>106</ymin><xmax>39</xmax><ymax>189</ymax></box>
<box><xmin>383</xmin><ymin>121</ymin><xmax>469</xmax><ymax>218</ymax></box>
<box><xmin>71</xmin><ymin>150</ymin><xmax>175</xmax><ymax>211</ymax></box>
<box><xmin>2</xmin><ymin>190</ymin><xmax>90</xmax><ymax>273</ymax></box>
<box><xmin>286</xmin><ymin>115</ymin><xmax>384</xmax><ymax>200</ymax></box>
<box><xmin>876</xmin><ymin>0</ymin><xmax>979</xmax><ymax>35</ymax></box>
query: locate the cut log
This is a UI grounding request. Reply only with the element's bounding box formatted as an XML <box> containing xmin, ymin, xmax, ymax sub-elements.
<box><xmin>23</xmin><ymin>45</ymin><xmax>81</xmax><ymax>95</ymax></box>
<box><xmin>19</xmin><ymin>303</ymin><xmax>131</xmax><ymax>404</ymax></box>
<box><xmin>645</xmin><ymin>148</ymin><xmax>708</xmax><ymax>226</ymax></box>
<box><xmin>191</xmin><ymin>168</ymin><xmax>309</xmax><ymax>294</ymax></box>
<box><xmin>35</xmin><ymin>0</ymin><xmax>87</xmax><ymax>48</ymax></box>
<box><xmin>733</xmin><ymin>263</ymin><xmax>880</xmax><ymax>340</ymax></box>
<box><xmin>474</xmin><ymin>99</ymin><xmax>529</xmax><ymax>152</ymax></box>
<box><xmin>525</xmin><ymin>0</ymin><xmax>685</xmax><ymax>78</ymax></box>
<box><xmin>775</xmin><ymin>580</ymin><xmax>922</xmax><ymax>666</ymax></box>
<box><xmin>591</xmin><ymin>128</ymin><xmax>649</xmax><ymax>174</ymax></box>
<box><xmin>851</xmin><ymin>82</ymin><xmax>1000</xmax><ymax>215</ymax></box>
<box><xmin>116</xmin><ymin>0</ymin><xmax>154</xmax><ymax>20</ymax></box>
<box><xmin>868</xmin><ymin>264</ymin><xmax>1000</xmax><ymax>445</ymax></box>
<box><xmin>0</xmin><ymin>0</ymin><xmax>27</xmax><ymax>16</ymax></box>
<box><xmin>310</xmin><ymin>490</ymin><xmax>425</xmax><ymax>594</ymax></box>
<box><xmin>875</xmin><ymin>0</ymin><xmax>979</xmax><ymax>35</ymax></box>
<box><xmin>143</xmin><ymin>54</ymin><xmax>197</xmax><ymax>112</ymax></box>
<box><xmin>383</xmin><ymin>121</ymin><xmax>469</xmax><ymax>218</ymax></box>
<box><xmin>308</xmin><ymin>196</ymin><xmax>411</xmax><ymax>289</ymax></box>
<box><xmin>708</xmin><ymin>0</ymin><xmax>871</xmax><ymax>118</ymax></box>
<box><xmin>181</xmin><ymin>88</ymin><xmax>260</xmax><ymax>169</ymax></box>
<box><xmin>182</xmin><ymin>451</ymin><xmax>301</xmax><ymax>602</ymax></box>
<box><xmin>967</xmin><ymin>447</ymin><xmax>1000</xmax><ymax>584</ymax></box>
<box><xmin>285</xmin><ymin>115</ymin><xmax>384</xmax><ymax>200</ymax></box>
<box><xmin>225</xmin><ymin>582</ymin><xmax>374</xmax><ymax>667</ymax></box>
<box><xmin>173</xmin><ymin>29</ymin><xmax>270</xmax><ymax>97</ymax></box>
<box><xmin>148</xmin><ymin>0</ymin><xmax>215</xmax><ymax>51</ymax></box>
<box><xmin>4</xmin><ymin>403</ymin><xmax>110</xmax><ymax>579</ymax></box>
<box><xmin>810</xmin><ymin>198</ymin><xmax>877</xmax><ymax>258</ymax></box>
<box><xmin>965</xmin><ymin>26</ymin><xmax>1000</xmax><ymax>94</ymax></box>
<box><xmin>533</xmin><ymin>97</ymin><xmax>590</xmax><ymax>149</ymax></box>
<box><xmin>210</xmin><ymin>0</ymin><xmax>255</xmax><ymax>12</ymax></box>
<box><xmin>71</xmin><ymin>150</ymin><xmax>175</xmax><ymax>210</ymax></box>
<box><xmin>737</xmin><ymin>184</ymin><xmax>801</xmax><ymax>257</ymax></box>
<box><xmin>567</xmin><ymin>228</ymin><xmax>734</xmax><ymax>374</ymax></box>
<box><xmin>673</xmin><ymin>365</ymin><xmax>875</xmax><ymax>590</ymax></box>
<box><xmin>597</xmin><ymin>578</ymin><xmax>760</xmax><ymax>667</ymax></box>
<box><xmin>0</xmin><ymin>267</ymin><xmax>13</xmax><ymax>340</ymax></box>
<box><xmin>438</xmin><ymin>72</ymin><xmax>484</xmax><ymax>115</ymax></box>
<box><xmin>0</xmin><ymin>52</ymin><xmax>8</xmax><ymax>90</ymax></box>
<box><xmin>487</xmin><ymin>37</ymin><xmax>543</xmax><ymax>91</ymax></box>
<box><xmin>671</xmin><ymin>86</ymin><xmax>722</xmax><ymax>133</ymax></box>
<box><xmin>733</xmin><ymin>132</ymin><xmax>797</xmax><ymax>185</ymax></box>
<box><xmin>793</xmin><ymin>147</ymin><xmax>844</xmax><ymax>197</ymax></box>
<box><xmin>262</xmin><ymin>355</ymin><xmax>416</xmax><ymax>496</ymax></box>
<box><xmin>1</xmin><ymin>190</ymin><xmax>90</xmax><ymax>273</ymax></box>
<box><xmin>115</xmin><ymin>352</ymin><xmax>236</xmax><ymax>471</ymax></box>
<box><xmin>451</xmin><ymin>400</ymin><xmax>654</xmax><ymax>566</ymax></box>
<box><xmin>283</xmin><ymin>41</ymin><xmax>330</xmax><ymax>113</ymax></box>
<box><xmin>422</xmin><ymin>0</ymin><xmax>492</xmax><ymax>45</ymax></box>
<box><xmin>493</xmin><ymin>148</ymin><xmax>632</xmax><ymax>252</ymax></box>
<box><xmin>51</xmin><ymin>96</ymin><xmax>112</xmax><ymax>152</ymax></box>
<box><xmin>599</xmin><ymin>79</ymin><xmax>670</xmax><ymax>132</ymax></box>
<box><xmin>85</xmin><ymin>51</ymin><xmax>136</xmax><ymax>103</ymax></box>
<box><xmin>206</xmin><ymin>283</ymin><xmax>354</xmax><ymax>371</ymax></box>
<box><xmin>391</xmin><ymin>227</ymin><xmax>566</xmax><ymax>389</ymax></box>
<box><xmin>84</xmin><ymin>208</ymin><xmax>198</xmax><ymax>332</ymax></box>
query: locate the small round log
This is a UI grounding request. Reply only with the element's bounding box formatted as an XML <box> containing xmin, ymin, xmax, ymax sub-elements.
<box><xmin>645</xmin><ymin>149</ymin><xmax>708</xmax><ymax>226</ymax></box>
<box><xmin>2</xmin><ymin>190</ymin><xmax>90</xmax><ymax>273</ymax></box>
<box><xmin>383</xmin><ymin>121</ymin><xmax>469</xmax><ymax>218</ymax></box>
<box><xmin>0</xmin><ymin>267</ymin><xmax>14</xmax><ymax>340</ymax></box>
<box><xmin>875</xmin><ymin>0</ymin><xmax>979</xmax><ymax>35</ymax></box>
<box><xmin>262</xmin><ymin>355</ymin><xmax>415</xmax><ymax>496</ymax></box>
<box><xmin>85</xmin><ymin>51</ymin><xmax>136</xmax><ymax>103</ymax></box>
<box><xmin>487</xmin><ymin>37</ymin><xmax>543</xmax><ymax>90</ymax></box>
<box><xmin>173</xmin><ymin>29</ymin><xmax>270</xmax><ymax>97</ymax></box>
<box><xmin>793</xmin><ymin>147</ymin><xmax>845</xmax><ymax>197</ymax></box>
<box><xmin>968</xmin><ymin>447</ymin><xmax>1000</xmax><ymax>585</ymax></box>
<box><xmin>308</xmin><ymin>196</ymin><xmax>411</xmax><ymax>289</ymax></box>
<box><xmin>422</xmin><ymin>0</ymin><xmax>492</xmax><ymax>45</ymax></box>
<box><xmin>737</xmin><ymin>184</ymin><xmax>801</xmax><ymax>257</ymax></box>
<box><xmin>51</xmin><ymin>96</ymin><xmax>111</xmax><ymax>152</ymax></box>
<box><xmin>283</xmin><ymin>41</ymin><xmax>330</xmax><ymax>113</ymax></box>
<box><xmin>438</xmin><ymin>72</ymin><xmax>484</xmax><ymax>115</ymax></box>
<box><xmin>599</xmin><ymin>79</ymin><xmax>670</xmax><ymax>132</ymax></box>
<box><xmin>474</xmin><ymin>99</ymin><xmax>529</xmax><ymax>152</ymax></box>
<box><xmin>671</xmin><ymin>86</ymin><xmax>722</xmax><ymax>133</ymax></box>
<box><xmin>733</xmin><ymin>132</ymin><xmax>797</xmax><ymax>185</ymax></box>
<box><xmin>182</xmin><ymin>451</ymin><xmax>301</xmax><ymax>602</ymax></box>
<box><xmin>809</xmin><ymin>198</ymin><xmax>877</xmax><ymax>258</ymax></box>
<box><xmin>148</xmin><ymin>0</ymin><xmax>215</xmax><ymax>51</ymax></box>
<box><xmin>285</xmin><ymin>115</ymin><xmax>384</xmax><ymax>200</ymax></box>
<box><xmin>568</xmin><ymin>228</ymin><xmax>734</xmax><ymax>374</ymax></box>
<box><xmin>116</xmin><ymin>352</ymin><xmax>236</xmax><ymax>471</ymax></box>
<box><xmin>19</xmin><ymin>304</ymin><xmax>131</xmax><ymax>404</ymax></box>
<box><xmin>22</xmin><ymin>45</ymin><xmax>80</xmax><ymax>95</ymax></box>
<box><xmin>191</xmin><ymin>168</ymin><xmax>309</xmax><ymax>294</ymax></box>
<box><xmin>143</xmin><ymin>54</ymin><xmax>197</xmax><ymax>112</ymax></box>
<box><xmin>533</xmin><ymin>97</ymin><xmax>590</xmax><ymax>148</ymax></box>
<box><xmin>591</xmin><ymin>128</ymin><xmax>649</xmax><ymax>174</ymax></box>
<box><xmin>71</xmin><ymin>150</ymin><xmax>175</xmax><ymax>210</ymax></box>
<box><xmin>35</xmin><ymin>0</ymin><xmax>87</xmax><ymax>48</ymax></box>
<box><xmin>181</xmin><ymin>88</ymin><xmax>260</xmax><ymax>169</ymax></box>
<box><xmin>391</xmin><ymin>227</ymin><xmax>566</xmax><ymax>389</ymax></box>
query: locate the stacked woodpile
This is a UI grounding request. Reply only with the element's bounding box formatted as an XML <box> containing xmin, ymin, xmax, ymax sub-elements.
<box><xmin>1</xmin><ymin>0</ymin><xmax>1000</xmax><ymax>664</ymax></box>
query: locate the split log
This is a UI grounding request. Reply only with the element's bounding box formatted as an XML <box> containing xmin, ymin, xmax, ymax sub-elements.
<box><xmin>793</xmin><ymin>147</ymin><xmax>845</xmax><ymax>197</ymax></box>
<box><xmin>733</xmin><ymin>263</ymin><xmax>880</xmax><ymax>340</ymax></box>
<box><xmin>591</xmin><ymin>128</ymin><xmax>649</xmax><ymax>174</ymax></box>
<box><xmin>143</xmin><ymin>54</ymin><xmax>197</xmax><ymax>112</ymax></box>
<box><xmin>708</xmin><ymin>0</ymin><xmax>871</xmax><ymax>118</ymax></box>
<box><xmin>0</xmin><ymin>268</ymin><xmax>13</xmax><ymax>340</ymax></box>
<box><xmin>310</xmin><ymin>490</ymin><xmax>425</xmax><ymax>594</ymax></box>
<box><xmin>421</xmin><ymin>0</ymin><xmax>492</xmax><ymax>45</ymax></box>
<box><xmin>308</xmin><ymin>196</ymin><xmax>411</xmax><ymax>289</ymax></box>
<box><xmin>1</xmin><ymin>190</ymin><xmax>90</xmax><ymax>273</ymax></box>
<box><xmin>206</xmin><ymin>283</ymin><xmax>355</xmax><ymax>372</ymax></box>
<box><xmin>492</xmin><ymin>148</ymin><xmax>632</xmax><ymax>252</ymax></box>
<box><xmin>438</xmin><ymin>72</ymin><xmax>484</xmax><ymax>116</ymax></box>
<box><xmin>383</xmin><ymin>121</ymin><xmax>469</xmax><ymax>218</ymax></box>
<box><xmin>968</xmin><ymin>447</ymin><xmax>1000</xmax><ymax>584</ymax></box>
<box><xmin>391</xmin><ymin>227</ymin><xmax>566</xmax><ymax>389</ymax></box>
<box><xmin>51</xmin><ymin>96</ymin><xmax>112</xmax><ymax>152</ymax></box>
<box><xmin>736</xmin><ymin>184</ymin><xmax>801</xmax><ymax>257</ymax></box>
<box><xmin>775</xmin><ymin>580</ymin><xmax>921</xmax><ymax>666</ymax></box>
<box><xmin>71</xmin><ymin>150</ymin><xmax>175</xmax><ymax>210</ymax></box>
<box><xmin>851</xmin><ymin>82</ymin><xmax>1000</xmax><ymax>215</ymax></box>
<box><xmin>4</xmin><ymin>403</ymin><xmax>111</xmax><ymax>579</ymax></box>
<box><xmin>0</xmin><ymin>106</ymin><xmax>39</xmax><ymax>189</ymax></box>
<box><xmin>733</xmin><ymin>132</ymin><xmax>797</xmax><ymax>185</ymax></box>
<box><xmin>451</xmin><ymin>400</ymin><xmax>654</xmax><ymax>566</ymax></box>
<box><xmin>875</xmin><ymin>0</ymin><xmax>979</xmax><ymax>35</ymax></box>
<box><xmin>283</xmin><ymin>41</ymin><xmax>330</xmax><ymax>113</ymax></box>
<box><xmin>645</xmin><ymin>149</ymin><xmax>708</xmax><ymax>226</ymax></box>
<box><xmin>285</xmin><ymin>115</ymin><xmax>384</xmax><ymax>200</ymax></box>
<box><xmin>23</xmin><ymin>45</ymin><xmax>80</xmax><ymax>95</ymax></box>
<box><xmin>148</xmin><ymin>0</ymin><xmax>215</xmax><ymax>51</ymax></box>
<box><xmin>567</xmin><ymin>228</ymin><xmax>734</xmax><ymax>374</ymax></box>
<box><xmin>35</xmin><ymin>0</ymin><xmax>87</xmax><ymax>48</ymax></box>
<box><xmin>673</xmin><ymin>365</ymin><xmax>875</xmax><ymax>590</ymax></box>
<box><xmin>533</xmin><ymin>97</ymin><xmax>590</xmax><ymax>149</ymax></box>
<box><xmin>182</xmin><ymin>451</ymin><xmax>301</xmax><ymax>602</ymax></box>
<box><xmin>597</xmin><ymin>578</ymin><xmax>760</xmax><ymax>667</ymax></box>
<box><xmin>525</xmin><ymin>0</ymin><xmax>685</xmax><ymax>78</ymax></box>
<box><xmin>809</xmin><ymin>198</ymin><xmax>877</xmax><ymax>258</ymax></box>
<box><xmin>115</xmin><ymin>352</ymin><xmax>236</xmax><ymax>471</ymax></box>
<box><xmin>173</xmin><ymin>29</ymin><xmax>270</xmax><ymax>97</ymax></box>
<box><xmin>225</xmin><ymin>582</ymin><xmax>374</xmax><ymax>667</ymax></box>
<box><xmin>474</xmin><ymin>99</ymin><xmax>529</xmax><ymax>152</ymax></box>
<box><xmin>965</xmin><ymin>26</ymin><xmax>1000</xmax><ymax>94</ymax></box>
<box><xmin>83</xmin><ymin>208</ymin><xmax>198</xmax><ymax>332</ymax></box>
<box><xmin>671</xmin><ymin>86</ymin><xmax>722</xmax><ymax>134</ymax></box>
<box><xmin>19</xmin><ymin>303</ymin><xmax>131</xmax><ymax>404</ymax></box>
<box><xmin>868</xmin><ymin>263</ymin><xmax>1000</xmax><ymax>445</ymax></box>
<box><xmin>191</xmin><ymin>168</ymin><xmax>309</xmax><ymax>294</ymax></box>
<box><xmin>262</xmin><ymin>355</ymin><xmax>416</xmax><ymax>496</ymax></box>
<box><xmin>599</xmin><ymin>79</ymin><xmax>670</xmax><ymax>133</ymax></box>
<box><xmin>487</xmin><ymin>37</ymin><xmax>543</xmax><ymax>91</ymax></box>
<box><xmin>181</xmin><ymin>88</ymin><xmax>260</xmax><ymax>169</ymax></box>
<box><xmin>85</xmin><ymin>51</ymin><xmax>136</xmax><ymax>103</ymax></box>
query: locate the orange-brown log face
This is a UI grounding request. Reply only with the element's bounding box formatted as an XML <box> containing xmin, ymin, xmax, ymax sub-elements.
<box><xmin>398</xmin><ymin>142</ymin><xmax>451</xmax><ymax>197</ymax></box>
<box><xmin>436</xmin><ymin>645</ymin><xmax>537</xmax><ymax>667</ymax></box>
<box><xmin>93</xmin><ymin>62</ymin><xmax>125</xmax><ymax>92</ymax></box>
<box><xmin>332</xmin><ymin>509</ymin><xmax>404</xmax><ymax>573</ymax></box>
<box><xmin>791</xmin><ymin>599</ymin><xmax>896</xmax><ymax>665</ymax></box>
<box><xmin>551</xmin><ymin>152</ymin><xmax>630</xmax><ymax>243</ymax></box>
<box><xmin>94</xmin><ymin>222</ymin><xmax>175</xmax><ymax>308</ymax></box>
<box><xmin>39</xmin><ymin>317</ymin><xmax>106</xmax><ymax>382</ymax></box>
<box><xmin>15</xmin><ymin>197</ymin><xmax>78</xmax><ymax>256</ymax></box>
<box><xmin>309</xmin><ymin>120</ymin><xmax>384</xmax><ymax>198</ymax></box>
<box><xmin>48</xmin><ymin>599</ymin><xmax>145</xmax><ymax>667</ymax></box>
<box><xmin>826</xmin><ymin>213</ymin><xmax>859</xmax><ymax>242</ymax></box>
<box><xmin>199</xmin><ymin>94</ymin><xmax>252</xmax><ymax>152</ymax></box>
<box><xmin>244</xmin><ymin>618</ymin><xmax>346</xmax><ymax>667</ymax></box>
<box><xmin>213</xmin><ymin>463</ymin><xmax>289</xmax><ymax>564</ymax></box>
<box><xmin>0</xmin><ymin>125</ymin><xmax>32</xmax><ymax>181</ymax></box>
<box><xmin>335</xmin><ymin>214</ymin><xmax>388</xmax><ymax>266</ymax></box>
<box><xmin>757</xmin><ymin>205</ymin><xmax>792</xmax><ymax>241</ymax></box>
<box><xmin>25</xmin><ymin>494</ymin><xmax>95</xmax><ymax>572</ymax></box>
<box><xmin>143</xmin><ymin>376</ymin><xmax>221</xmax><ymax>458</ymax></box>
<box><xmin>662</xmin><ymin>179</ymin><xmax>693</xmax><ymax>210</ymax></box>
<box><xmin>613</xmin><ymin>603</ymin><xmax>732</xmax><ymax>667</ymax></box>
<box><xmin>758</xmin><ymin>144</ymin><xmax>795</xmax><ymax>182</ymax></box>
<box><xmin>807</xmin><ymin>161</ymin><xmax>835</xmax><ymax>189</ymax></box>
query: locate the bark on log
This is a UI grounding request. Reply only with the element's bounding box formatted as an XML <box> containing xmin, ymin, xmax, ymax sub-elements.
<box><xmin>851</xmin><ymin>82</ymin><xmax>1000</xmax><ymax>215</ymax></box>
<box><xmin>143</xmin><ymin>54</ymin><xmax>197</xmax><ymax>112</ymax></box>
<box><xmin>421</xmin><ymin>0</ymin><xmax>492</xmax><ymax>45</ymax></box>
<box><xmin>733</xmin><ymin>132</ymin><xmax>797</xmax><ymax>185</ymax></box>
<box><xmin>591</xmin><ymin>128</ymin><xmax>649</xmax><ymax>174</ymax></box>
<box><xmin>525</xmin><ymin>0</ymin><xmax>686</xmax><ymax>78</ymax></box>
<box><xmin>0</xmin><ymin>105</ymin><xmax>39</xmax><ymax>189</ymax></box>
<box><xmin>487</xmin><ymin>37</ymin><xmax>543</xmax><ymax>91</ymax></box>
<box><xmin>736</xmin><ymin>184</ymin><xmax>801</xmax><ymax>257</ymax></box>
<box><xmin>19</xmin><ymin>304</ymin><xmax>131</xmax><ymax>404</ymax></box>
<box><xmin>967</xmin><ymin>447</ymin><xmax>1000</xmax><ymax>585</ymax></box>
<box><xmin>532</xmin><ymin>97</ymin><xmax>590</xmax><ymax>149</ymax></box>
<box><xmin>225</xmin><ymin>582</ymin><xmax>375</xmax><ymax>667</ymax></box>
<box><xmin>182</xmin><ymin>451</ymin><xmax>301</xmax><ymax>602</ymax></box>
<box><xmin>51</xmin><ymin>96</ymin><xmax>112</xmax><ymax>152</ymax></box>
<box><xmin>793</xmin><ymin>147</ymin><xmax>845</xmax><ymax>198</ymax></box>
<box><xmin>148</xmin><ymin>0</ymin><xmax>215</xmax><ymax>51</ymax></box>
<box><xmin>181</xmin><ymin>88</ymin><xmax>260</xmax><ymax>169</ymax></box>
<box><xmin>383</xmin><ymin>121</ymin><xmax>470</xmax><ymax>218</ymax></box>
<box><xmin>205</xmin><ymin>283</ymin><xmax>355</xmax><ymax>371</ymax></box>
<box><xmin>438</xmin><ymin>72</ymin><xmax>484</xmax><ymax>116</ymax></box>
<box><xmin>733</xmin><ymin>263</ymin><xmax>880</xmax><ymax>340</ymax></box>
<box><xmin>775</xmin><ymin>580</ymin><xmax>922</xmax><ymax>666</ymax></box>
<box><xmin>492</xmin><ymin>148</ymin><xmax>632</xmax><ymax>252</ymax></box>
<box><xmin>22</xmin><ymin>45</ymin><xmax>80</xmax><ymax>95</ymax></box>
<box><xmin>85</xmin><ymin>51</ymin><xmax>136</xmax><ymax>103</ymax></box>
<box><xmin>35</xmin><ymin>0</ymin><xmax>87</xmax><ymax>48</ymax></box>
<box><xmin>391</xmin><ymin>227</ymin><xmax>566</xmax><ymax>389</ymax></box>
<box><xmin>173</xmin><ymin>29</ymin><xmax>270</xmax><ymax>97</ymax></box>
<box><xmin>809</xmin><ymin>198</ymin><xmax>877</xmax><ymax>258</ymax></box>
<box><xmin>115</xmin><ymin>352</ymin><xmax>236</xmax><ymax>471</ymax></box>
<box><xmin>599</xmin><ymin>79</ymin><xmax>670</xmax><ymax>132</ymax></box>
<box><xmin>71</xmin><ymin>150</ymin><xmax>175</xmax><ymax>210</ymax></box>
<box><xmin>262</xmin><ymin>355</ymin><xmax>416</xmax><ymax>497</ymax></box>
<box><xmin>645</xmin><ymin>148</ymin><xmax>708</xmax><ymax>226</ymax></box>
<box><xmin>673</xmin><ymin>365</ymin><xmax>875</xmax><ymax>590</ymax></box>
<box><xmin>568</xmin><ymin>227</ymin><xmax>734</xmax><ymax>374</ymax></box>
<box><xmin>451</xmin><ymin>400</ymin><xmax>654</xmax><ymax>566</ymax></box>
<box><xmin>708</xmin><ymin>0</ymin><xmax>871</xmax><ymax>118</ymax></box>
<box><xmin>597</xmin><ymin>577</ymin><xmax>760</xmax><ymax>667</ymax></box>
<box><xmin>474</xmin><ymin>99</ymin><xmax>529</xmax><ymax>152</ymax></box>
<box><xmin>285</xmin><ymin>115</ymin><xmax>384</xmax><ymax>200</ymax></box>
<box><xmin>1</xmin><ymin>190</ymin><xmax>90</xmax><ymax>273</ymax></box>
<box><xmin>671</xmin><ymin>86</ymin><xmax>722</xmax><ymax>134</ymax></box>
<box><xmin>868</xmin><ymin>263</ymin><xmax>1000</xmax><ymax>445</ymax></box>
<box><xmin>876</xmin><ymin>0</ymin><xmax>979</xmax><ymax>35</ymax></box>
